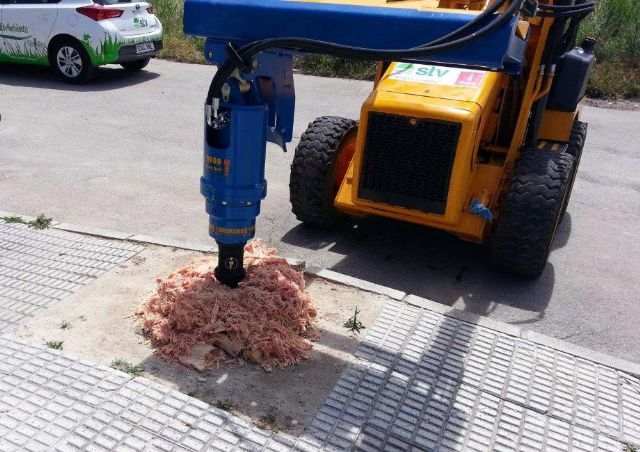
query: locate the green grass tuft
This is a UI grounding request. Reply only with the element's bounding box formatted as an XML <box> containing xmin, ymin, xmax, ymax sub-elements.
<box><xmin>256</xmin><ymin>407</ymin><xmax>278</xmax><ymax>432</ymax></box>
<box><xmin>344</xmin><ymin>307</ymin><xmax>366</xmax><ymax>334</ymax></box>
<box><xmin>110</xmin><ymin>359</ymin><xmax>144</xmax><ymax>376</ymax></box>
<box><xmin>1</xmin><ymin>215</ymin><xmax>26</xmax><ymax>224</ymax></box>
<box><xmin>27</xmin><ymin>214</ymin><xmax>53</xmax><ymax>230</ymax></box>
<box><xmin>215</xmin><ymin>400</ymin><xmax>235</xmax><ymax>411</ymax></box>
<box><xmin>45</xmin><ymin>340</ymin><xmax>64</xmax><ymax>350</ymax></box>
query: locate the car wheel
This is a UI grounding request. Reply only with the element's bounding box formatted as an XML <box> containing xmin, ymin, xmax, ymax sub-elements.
<box><xmin>51</xmin><ymin>40</ymin><xmax>95</xmax><ymax>83</ymax></box>
<box><xmin>120</xmin><ymin>58</ymin><xmax>151</xmax><ymax>71</ymax></box>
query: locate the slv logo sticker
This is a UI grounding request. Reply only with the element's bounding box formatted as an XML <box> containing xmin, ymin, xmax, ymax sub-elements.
<box><xmin>389</xmin><ymin>63</ymin><xmax>486</xmax><ymax>88</ymax></box>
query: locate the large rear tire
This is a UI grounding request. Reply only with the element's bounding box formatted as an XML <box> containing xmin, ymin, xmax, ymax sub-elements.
<box><xmin>289</xmin><ymin>116</ymin><xmax>358</xmax><ymax>228</ymax></box>
<box><xmin>560</xmin><ymin>120</ymin><xmax>588</xmax><ymax>218</ymax></box>
<box><xmin>491</xmin><ymin>149</ymin><xmax>575</xmax><ymax>277</ymax></box>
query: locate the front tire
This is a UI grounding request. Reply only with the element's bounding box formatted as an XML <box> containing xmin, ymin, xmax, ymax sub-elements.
<box><xmin>491</xmin><ymin>149</ymin><xmax>575</xmax><ymax>277</ymax></box>
<box><xmin>120</xmin><ymin>57</ymin><xmax>151</xmax><ymax>71</ymax></box>
<box><xmin>290</xmin><ymin>116</ymin><xmax>358</xmax><ymax>228</ymax></box>
<box><xmin>50</xmin><ymin>39</ymin><xmax>95</xmax><ymax>83</ymax></box>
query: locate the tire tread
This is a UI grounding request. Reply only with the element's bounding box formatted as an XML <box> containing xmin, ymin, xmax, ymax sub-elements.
<box><xmin>492</xmin><ymin>149</ymin><xmax>575</xmax><ymax>277</ymax></box>
<box><xmin>289</xmin><ymin>116</ymin><xmax>357</xmax><ymax>228</ymax></box>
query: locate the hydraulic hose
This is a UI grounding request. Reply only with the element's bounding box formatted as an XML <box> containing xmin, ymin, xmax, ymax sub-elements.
<box><xmin>536</xmin><ymin>1</ymin><xmax>595</xmax><ymax>10</ymax></box>
<box><xmin>525</xmin><ymin>0</ymin><xmax>595</xmax><ymax>147</ymax></box>
<box><xmin>537</xmin><ymin>1</ymin><xmax>595</xmax><ymax>18</ymax></box>
<box><xmin>205</xmin><ymin>0</ymin><xmax>524</xmax><ymax>105</ymax></box>
<box><xmin>538</xmin><ymin>8</ymin><xmax>594</xmax><ymax>18</ymax></box>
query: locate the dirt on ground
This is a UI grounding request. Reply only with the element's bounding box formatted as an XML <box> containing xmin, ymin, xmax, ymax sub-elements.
<box><xmin>17</xmin><ymin>245</ymin><xmax>387</xmax><ymax>436</ymax></box>
<box><xmin>585</xmin><ymin>97</ymin><xmax>640</xmax><ymax>111</ymax></box>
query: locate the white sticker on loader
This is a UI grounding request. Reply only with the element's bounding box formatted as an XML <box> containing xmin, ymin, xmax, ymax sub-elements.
<box><xmin>389</xmin><ymin>63</ymin><xmax>486</xmax><ymax>87</ymax></box>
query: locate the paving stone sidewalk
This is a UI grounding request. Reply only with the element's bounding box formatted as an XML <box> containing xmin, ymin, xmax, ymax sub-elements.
<box><xmin>308</xmin><ymin>300</ymin><xmax>640</xmax><ymax>451</ymax></box>
<box><xmin>1</xmin><ymin>222</ymin><xmax>639</xmax><ymax>451</ymax></box>
<box><xmin>0</xmin><ymin>222</ymin><xmax>143</xmax><ymax>334</ymax></box>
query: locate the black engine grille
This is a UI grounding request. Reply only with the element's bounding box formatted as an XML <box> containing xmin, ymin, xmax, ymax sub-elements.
<box><xmin>358</xmin><ymin>112</ymin><xmax>461</xmax><ymax>215</ymax></box>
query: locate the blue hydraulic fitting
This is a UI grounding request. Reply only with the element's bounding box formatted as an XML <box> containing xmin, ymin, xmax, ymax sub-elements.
<box><xmin>470</xmin><ymin>198</ymin><xmax>494</xmax><ymax>222</ymax></box>
<box><xmin>201</xmin><ymin>99</ymin><xmax>269</xmax><ymax>287</ymax></box>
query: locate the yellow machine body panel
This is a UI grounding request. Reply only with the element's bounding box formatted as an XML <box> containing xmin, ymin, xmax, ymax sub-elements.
<box><xmin>539</xmin><ymin>107</ymin><xmax>580</xmax><ymax>142</ymax></box>
<box><xmin>335</xmin><ymin>62</ymin><xmax>507</xmax><ymax>242</ymax></box>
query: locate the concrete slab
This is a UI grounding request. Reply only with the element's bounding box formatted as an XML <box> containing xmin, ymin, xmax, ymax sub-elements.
<box><xmin>0</xmin><ymin>222</ymin><xmax>142</xmax><ymax>334</ymax></box>
<box><xmin>16</xmin><ymin>245</ymin><xmax>388</xmax><ymax>436</ymax></box>
<box><xmin>128</xmin><ymin>235</ymin><xmax>217</xmax><ymax>253</ymax></box>
<box><xmin>54</xmin><ymin>222</ymin><xmax>133</xmax><ymax>241</ymax></box>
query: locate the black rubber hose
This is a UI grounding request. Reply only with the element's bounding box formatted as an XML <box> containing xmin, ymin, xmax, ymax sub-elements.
<box><xmin>538</xmin><ymin>10</ymin><xmax>594</xmax><ymax>18</ymax></box>
<box><xmin>236</xmin><ymin>0</ymin><xmax>509</xmax><ymax>58</ymax></box>
<box><xmin>537</xmin><ymin>1</ymin><xmax>595</xmax><ymax>10</ymax></box>
<box><xmin>538</xmin><ymin>6</ymin><xmax>595</xmax><ymax>18</ymax></box>
<box><xmin>421</xmin><ymin>0</ymin><xmax>508</xmax><ymax>46</ymax></box>
<box><xmin>218</xmin><ymin>0</ymin><xmax>520</xmax><ymax>86</ymax></box>
<box><xmin>206</xmin><ymin>0</ymin><xmax>524</xmax><ymax>104</ymax></box>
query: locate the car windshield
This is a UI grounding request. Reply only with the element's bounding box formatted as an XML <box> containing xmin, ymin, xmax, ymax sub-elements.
<box><xmin>94</xmin><ymin>0</ymin><xmax>133</xmax><ymax>5</ymax></box>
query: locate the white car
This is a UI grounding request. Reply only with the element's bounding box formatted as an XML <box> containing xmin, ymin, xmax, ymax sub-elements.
<box><xmin>0</xmin><ymin>0</ymin><xmax>163</xmax><ymax>82</ymax></box>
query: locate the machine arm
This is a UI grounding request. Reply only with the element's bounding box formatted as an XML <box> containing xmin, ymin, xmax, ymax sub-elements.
<box><xmin>183</xmin><ymin>0</ymin><xmax>530</xmax><ymax>287</ymax></box>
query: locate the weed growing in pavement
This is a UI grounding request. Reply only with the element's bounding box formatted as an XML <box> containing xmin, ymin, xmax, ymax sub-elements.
<box><xmin>59</xmin><ymin>320</ymin><xmax>71</xmax><ymax>330</ymax></box>
<box><xmin>1</xmin><ymin>215</ymin><xmax>26</xmax><ymax>224</ymax></box>
<box><xmin>27</xmin><ymin>214</ymin><xmax>53</xmax><ymax>230</ymax></box>
<box><xmin>45</xmin><ymin>340</ymin><xmax>63</xmax><ymax>350</ymax></box>
<box><xmin>215</xmin><ymin>400</ymin><xmax>235</xmax><ymax>412</ymax></box>
<box><xmin>110</xmin><ymin>359</ymin><xmax>144</xmax><ymax>376</ymax></box>
<box><xmin>344</xmin><ymin>307</ymin><xmax>365</xmax><ymax>334</ymax></box>
<box><xmin>256</xmin><ymin>407</ymin><xmax>278</xmax><ymax>432</ymax></box>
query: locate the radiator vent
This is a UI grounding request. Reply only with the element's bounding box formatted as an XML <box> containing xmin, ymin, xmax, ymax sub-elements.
<box><xmin>358</xmin><ymin>112</ymin><xmax>461</xmax><ymax>214</ymax></box>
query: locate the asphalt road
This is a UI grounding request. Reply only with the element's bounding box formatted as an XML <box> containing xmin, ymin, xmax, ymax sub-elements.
<box><xmin>1</xmin><ymin>59</ymin><xmax>639</xmax><ymax>362</ymax></box>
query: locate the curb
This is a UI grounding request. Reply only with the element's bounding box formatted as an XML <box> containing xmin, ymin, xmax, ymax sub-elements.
<box><xmin>2</xmin><ymin>211</ymin><xmax>639</xmax><ymax>377</ymax></box>
<box><xmin>0</xmin><ymin>211</ymin><xmax>218</xmax><ymax>253</ymax></box>
<box><xmin>306</xmin><ymin>266</ymin><xmax>406</xmax><ymax>301</ymax></box>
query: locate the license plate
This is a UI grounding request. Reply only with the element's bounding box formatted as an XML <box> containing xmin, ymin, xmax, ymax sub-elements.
<box><xmin>135</xmin><ymin>42</ymin><xmax>155</xmax><ymax>54</ymax></box>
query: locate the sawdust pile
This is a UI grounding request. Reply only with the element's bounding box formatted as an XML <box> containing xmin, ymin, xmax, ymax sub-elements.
<box><xmin>138</xmin><ymin>240</ymin><xmax>318</xmax><ymax>371</ymax></box>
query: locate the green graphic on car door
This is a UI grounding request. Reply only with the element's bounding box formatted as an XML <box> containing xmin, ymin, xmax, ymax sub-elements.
<box><xmin>0</xmin><ymin>23</ymin><xmax>48</xmax><ymax>64</ymax></box>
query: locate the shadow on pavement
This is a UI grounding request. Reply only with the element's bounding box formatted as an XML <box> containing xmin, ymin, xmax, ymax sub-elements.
<box><xmin>139</xmin><ymin>307</ymin><xmax>472</xmax><ymax>450</ymax></box>
<box><xmin>139</xmin><ymin>327</ymin><xmax>360</xmax><ymax>436</ymax></box>
<box><xmin>282</xmin><ymin>213</ymin><xmax>561</xmax><ymax>323</ymax></box>
<box><xmin>552</xmin><ymin>211</ymin><xmax>572</xmax><ymax>250</ymax></box>
<box><xmin>0</xmin><ymin>62</ymin><xmax>159</xmax><ymax>91</ymax></box>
